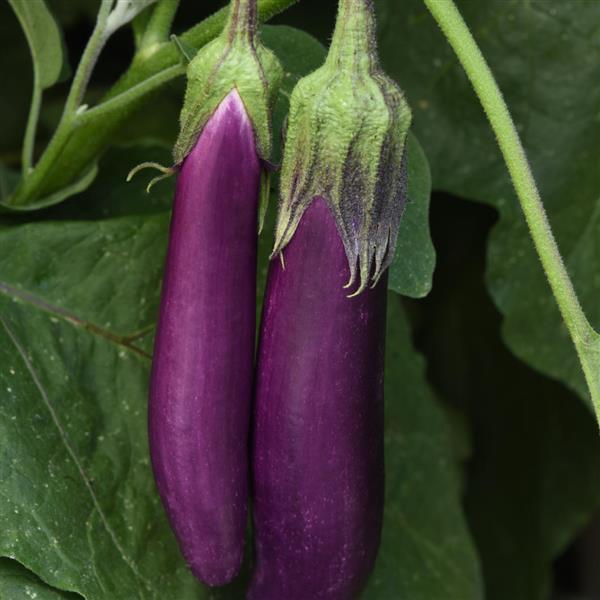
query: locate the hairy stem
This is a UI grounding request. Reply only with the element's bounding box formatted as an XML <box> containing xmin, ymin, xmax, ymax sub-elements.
<box><xmin>62</xmin><ymin>0</ymin><xmax>113</xmax><ymax>118</ymax></box>
<box><xmin>139</xmin><ymin>0</ymin><xmax>180</xmax><ymax>51</ymax></box>
<box><xmin>423</xmin><ymin>0</ymin><xmax>600</xmax><ymax>419</ymax></box>
<box><xmin>224</xmin><ymin>0</ymin><xmax>258</xmax><ymax>42</ymax></box>
<box><xmin>109</xmin><ymin>0</ymin><xmax>294</xmax><ymax>96</ymax></box>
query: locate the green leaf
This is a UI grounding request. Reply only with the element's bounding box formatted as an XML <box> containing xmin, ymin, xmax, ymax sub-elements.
<box><xmin>1</xmin><ymin>164</ymin><xmax>99</xmax><ymax>214</ymax></box>
<box><xmin>8</xmin><ymin>0</ymin><xmax>64</xmax><ymax>90</ymax></box>
<box><xmin>389</xmin><ymin>133</ymin><xmax>435</xmax><ymax>298</ymax></box>
<box><xmin>365</xmin><ymin>295</ymin><xmax>483</xmax><ymax>598</ymax></box>
<box><xmin>0</xmin><ymin>559</ymin><xmax>81</xmax><ymax>600</ymax></box>
<box><xmin>375</xmin><ymin>0</ymin><xmax>600</xmax><ymax>404</ymax></box>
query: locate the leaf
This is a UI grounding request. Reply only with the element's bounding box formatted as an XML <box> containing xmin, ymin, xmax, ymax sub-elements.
<box><xmin>364</xmin><ymin>295</ymin><xmax>483</xmax><ymax>599</ymax></box>
<box><xmin>0</xmin><ymin>559</ymin><xmax>81</xmax><ymax>600</ymax></box>
<box><xmin>105</xmin><ymin>0</ymin><xmax>159</xmax><ymax>38</ymax></box>
<box><xmin>388</xmin><ymin>133</ymin><xmax>435</xmax><ymax>298</ymax></box>
<box><xmin>375</xmin><ymin>0</ymin><xmax>600</xmax><ymax>404</ymax></box>
<box><xmin>8</xmin><ymin>0</ymin><xmax>64</xmax><ymax>90</ymax></box>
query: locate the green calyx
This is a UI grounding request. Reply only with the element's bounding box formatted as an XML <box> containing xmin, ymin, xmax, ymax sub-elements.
<box><xmin>173</xmin><ymin>0</ymin><xmax>282</xmax><ymax>164</ymax></box>
<box><xmin>273</xmin><ymin>0</ymin><xmax>412</xmax><ymax>295</ymax></box>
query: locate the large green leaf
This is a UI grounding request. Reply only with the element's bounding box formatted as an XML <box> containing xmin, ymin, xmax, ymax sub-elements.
<box><xmin>375</xmin><ymin>0</ymin><xmax>600</xmax><ymax>404</ymax></box>
<box><xmin>365</xmin><ymin>295</ymin><xmax>483</xmax><ymax>599</ymax></box>
<box><xmin>8</xmin><ymin>0</ymin><xmax>64</xmax><ymax>90</ymax></box>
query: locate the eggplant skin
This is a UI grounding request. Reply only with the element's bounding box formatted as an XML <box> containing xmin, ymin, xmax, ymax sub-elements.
<box><xmin>149</xmin><ymin>90</ymin><xmax>260</xmax><ymax>586</ymax></box>
<box><xmin>249</xmin><ymin>198</ymin><xmax>386</xmax><ymax>599</ymax></box>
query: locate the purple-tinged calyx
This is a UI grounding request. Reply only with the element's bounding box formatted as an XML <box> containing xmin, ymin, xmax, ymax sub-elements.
<box><xmin>173</xmin><ymin>0</ymin><xmax>282</xmax><ymax>165</ymax></box>
<box><xmin>273</xmin><ymin>0</ymin><xmax>411</xmax><ymax>296</ymax></box>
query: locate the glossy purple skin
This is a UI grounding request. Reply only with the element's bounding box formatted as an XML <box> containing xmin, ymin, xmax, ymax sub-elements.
<box><xmin>249</xmin><ymin>198</ymin><xmax>387</xmax><ymax>599</ymax></box>
<box><xmin>148</xmin><ymin>91</ymin><xmax>260</xmax><ymax>586</ymax></box>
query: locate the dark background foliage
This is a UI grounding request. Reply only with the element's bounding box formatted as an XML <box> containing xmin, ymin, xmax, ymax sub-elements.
<box><xmin>1</xmin><ymin>1</ymin><xmax>599</xmax><ymax>599</ymax></box>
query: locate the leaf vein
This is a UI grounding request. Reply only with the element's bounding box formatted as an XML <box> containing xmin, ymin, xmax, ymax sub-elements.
<box><xmin>0</xmin><ymin>281</ymin><xmax>151</xmax><ymax>360</ymax></box>
<box><xmin>0</xmin><ymin>317</ymin><xmax>149</xmax><ymax>598</ymax></box>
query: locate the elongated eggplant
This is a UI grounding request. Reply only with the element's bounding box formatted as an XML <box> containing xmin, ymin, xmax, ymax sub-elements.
<box><xmin>149</xmin><ymin>91</ymin><xmax>260</xmax><ymax>585</ymax></box>
<box><xmin>250</xmin><ymin>197</ymin><xmax>387</xmax><ymax>598</ymax></box>
<box><xmin>144</xmin><ymin>0</ymin><xmax>281</xmax><ymax>586</ymax></box>
<box><xmin>249</xmin><ymin>0</ymin><xmax>411</xmax><ymax>595</ymax></box>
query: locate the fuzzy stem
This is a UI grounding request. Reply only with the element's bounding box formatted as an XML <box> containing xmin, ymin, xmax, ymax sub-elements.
<box><xmin>139</xmin><ymin>0</ymin><xmax>180</xmax><ymax>51</ymax></box>
<box><xmin>61</xmin><ymin>0</ymin><xmax>113</xmax><ymax>118</ymax></box>
<box><xmin>223</xmin><ymin>0</ymin><xmax>257</xmax><ymax>43</ymax></box>
<box><xmin>327</xmin><ymin>0</ymin><xmax>377</xmax><ymax>72</ymax></box>
<box><xmin>423</xmin><ymin>0</ymin><xmax>600</xmax><ymax>419</ymax></box>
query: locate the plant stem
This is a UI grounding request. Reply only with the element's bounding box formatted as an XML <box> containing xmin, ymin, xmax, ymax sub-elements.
<box><xmin>62</xmin><ymin>0</ymin><xmax>113</xmax><ymax>119</ymax></box>
<box><xmin>79</xmin><ymin>64</ymin><xmax>184</xmax><ymax>124</ymax></box>
<box><xmin>423</xmin><ymin>0</ymin><xmax>600</xmax><ymax>419</ymax></box>
<box><xmin>107</xmin><ymin>0</ymin><xmax>297</xmax><ymax>96</ymax></box>
<box><xmin>224</xmin><ymin>0</ymin><xmax>257</xmax><ymax>42</ymax></box>
<box><xmin>21</xmin><ymin>72</ymin><xmax>41</xmax><ymax>173</ymax></box>
<box><xmin>139</xmin><ymin>0</ymin><xmax>180</xmax><ymax>51</ymax></box>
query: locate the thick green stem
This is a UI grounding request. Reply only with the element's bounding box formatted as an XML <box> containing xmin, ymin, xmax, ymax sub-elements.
<box><xmin>224</xmin><ymin>0</ymin><xmax>257</xmax><ymax>42</ymax></box>
<box><xmin>327</xmin><ymin>0</ymin><xmax>377</xmax><ymax>72</ymax></box>
<box><xmin>139</xmin><ymin>0</ymin><xmax>180</xmax><ymax>52</ymax></box>
<box><xmin>108</xmin><ymin>0</ymin><xmax>295</xmax><ymax>97</ymax></box>
<box><xmin>423</xmin><ymin>0</ymin><xmax>600</xmax><ymax>419</ymax></box>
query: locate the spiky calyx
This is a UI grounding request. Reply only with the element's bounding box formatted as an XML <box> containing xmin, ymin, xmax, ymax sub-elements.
<box><xmin>173</xmin><ymin>0</ymin><xmax>282</xmax><ymax>164</ymax></box>
<box><xmin>273</xmin><ymin>0</ymin><xmax>412</xmax><ymax>295</ymax></box>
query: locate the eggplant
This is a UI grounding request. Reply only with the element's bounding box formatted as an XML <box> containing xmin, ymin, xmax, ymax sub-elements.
<box><xmin>149</xmin><ymin>90</ymin><xmax>260</xmax><ymax>586</ymax></box>
<box><xmin>249</xmin><ymin>198</ymin><xmax>387</xmax><ymax>599</ymax></box>
<box><xmin>248</xmin><ymin>0</ymin><xmax>411</xmax><ymax>595</ymax></box>
<box><xmin>144</xmin><ymin>0</ymin><xmax>281</xmax><ymax>585</ymax></box>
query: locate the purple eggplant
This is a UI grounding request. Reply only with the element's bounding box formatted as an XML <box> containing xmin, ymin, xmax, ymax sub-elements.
<box><xmin>249</xmin><ymin>198</ymin><xmax>388</xmax><ymax>599</ymax></box>
<box><xmin>149</xmin><ymin>90</ymin><xmax>260</xmax><ymax>585</ymax></box>
<box><xmin>143</xmin><ymin>0</ymin><xmax>281</xmax><ymax>586</ymax></box>
<box><xmin>248</xmin><ymin>0</ymin><xmax>411</xmax><ymax>595</ymax></box>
